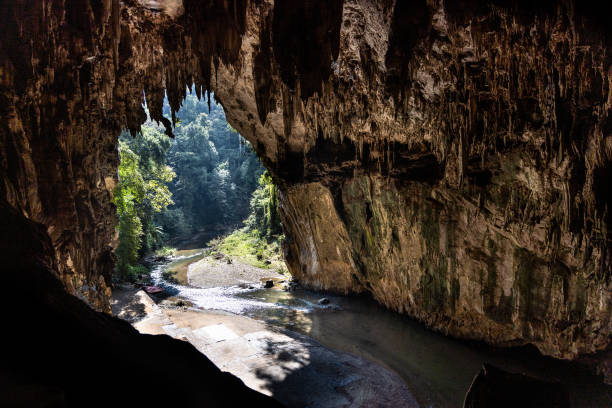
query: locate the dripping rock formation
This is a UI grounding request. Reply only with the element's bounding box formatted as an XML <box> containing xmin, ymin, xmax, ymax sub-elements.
<box><xmin>221</xmin><ymin>0</ymin><xmax>612</xmax><ymax>362</ymax></box>
<box><xmin>0</xmin><ymin>0</ymin><xmax>610</xmax><ymax>398</ymax></box>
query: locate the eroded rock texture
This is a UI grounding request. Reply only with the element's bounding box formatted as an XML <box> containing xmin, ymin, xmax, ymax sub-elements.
<box><xmin>0</xmin><ymin>0</ymin><xmax>610</xmax><ymax>365</ymax></box>
<box><xmin>220</xmin><ymin>0</ymin><xmax>611</xmax><ymax>360</ymax></box>
<box><xmin>0</xmin><ymin>198</ymin><xmax>281</xmax><ymax>407</ymax></box>
<box><xmin>240</xmin><ymin>0</ymin><xmax>612</xmax><ymax>360</ymax></box>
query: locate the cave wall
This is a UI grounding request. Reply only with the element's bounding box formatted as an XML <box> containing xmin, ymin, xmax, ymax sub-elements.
<box><xmin>0</xmin><ymin>0</ymin><xmax>610</xmax><ymax>362</ymax></box>
<box><xmin>0</xmin><ymin>0</ymin><xmax>250</xmax><ymax>311</ymax></box>
<box><xmin>0</xmin><ymin>0</ymin><xmax>123</xmax><ymax>311</ymax></box>
<box><xmin>216</xmin><ymin>0</ymin><xmax>612</xmax><ymax>359</ymax></box>
<box><xmin>0</xmin><ymin>198</ymin><xmax>281</xmax><ymax>406</ymax></box>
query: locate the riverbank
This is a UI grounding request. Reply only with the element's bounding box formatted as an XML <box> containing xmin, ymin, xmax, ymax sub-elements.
<box><xmin>188</xmin><ymin>252</ymin><xmax>285</xmax><ymax>288</ymax></box>
<box><xmin>113</xmin><ymin>251</ymin><xmax>612</xmax><ymax>407</ymax></box>
<box><xmin>157</xmin><ymin>235</ymin><xmax>288</xmax><ymax>287</ymax></box>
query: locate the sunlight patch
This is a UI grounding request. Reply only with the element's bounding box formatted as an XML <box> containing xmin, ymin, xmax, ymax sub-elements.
<box><xmin>194</xmin><ymin>323</ymin><xmax>239</xmax><ymax>343</ymax></box>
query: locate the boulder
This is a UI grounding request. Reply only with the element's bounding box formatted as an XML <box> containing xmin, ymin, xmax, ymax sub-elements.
<box><xmin>463</xmin><ymin>364</ymin><xmax>569</xmax><ymax>408</ymax></box>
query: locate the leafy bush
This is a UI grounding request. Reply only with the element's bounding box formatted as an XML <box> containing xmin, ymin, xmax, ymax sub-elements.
<box><xmin>126</xmin><ymin>264</ymin><xmax>150</xmax><ymax>282</ymax></box>
<box><xmin>212</xmin><ymin>228</ymin><xmax>285</xmax><ymax>270</ymax></box>
<box><xmin>244</xmin><ymin>171</ymin><xmax>282</xmax><ymax>241</ymax></box>
<box><xmin>114</xmin><ymin>127</ymin><xmax>175</xmax><ymax>280</ymax></box>
<box><xmin>154</xmin><ymin>246</ymin><xmax>177</xmax><ymax>258</ymax></box>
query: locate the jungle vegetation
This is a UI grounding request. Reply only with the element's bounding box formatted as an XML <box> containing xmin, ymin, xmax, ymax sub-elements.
<box><xmin>113</xmin><ymin>91</ymin><xmax>283</xmax><ymax>280</ymax></box>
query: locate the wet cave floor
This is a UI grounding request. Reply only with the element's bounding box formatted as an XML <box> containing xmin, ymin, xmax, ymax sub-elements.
<box><xmin>112</xmin><ymin>251</ymin><xmax>612</xmax><ymax>407</ymax></box>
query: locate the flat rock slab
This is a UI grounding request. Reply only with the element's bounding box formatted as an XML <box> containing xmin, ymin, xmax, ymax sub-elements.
<box><xmin>193</xmin><ymin>323</ymin><xmax>240</xmax><ymax>343</ymax></box>
<box><xmin>114</xmin><ymin>289</ymin><xmax>418</xmax><ymax>407</ymax></box>
<box><xmin>235</xmin><ymin>329</ymin><xmax>418</xmax><ymax>408</ymax></box>
<box><xmin>112</xmin><ymin>286</ymin><xmax>171</xmax><ymax>335</ymax></box>
<box><xmin>161</xmin><ymin>308</ymin><xmax>417</xmax><ymax>407</ymax></box>
<box><xmin>111</xmin><ymin>285</ymin><xmax>158</xmax><ymax>323</ymax></box>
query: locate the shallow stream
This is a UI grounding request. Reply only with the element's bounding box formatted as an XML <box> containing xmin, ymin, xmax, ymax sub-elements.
<box><xmin>152</xmin><ymin>252</ymin><xmax>610</xmax><ymax>407</ymax></box>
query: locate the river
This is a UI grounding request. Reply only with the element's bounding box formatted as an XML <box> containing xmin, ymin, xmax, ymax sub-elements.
<box><xmin>150</xmin><ymin>251</ymin><xmax>611</xmax><ymax>407</ymax></box>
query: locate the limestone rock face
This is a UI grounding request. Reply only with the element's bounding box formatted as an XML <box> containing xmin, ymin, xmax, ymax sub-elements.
<box><xmin>0</xmin><ymin>0</ymin><xmax>610</xmax><ymax>361</ymax></box>
<box><xmin>281</xmin><ymin>182</ymin><xmax>363</xmax><ymax>293</ymax></box>
<box><xmin>220</xmin><ymin>0</ymin><xmax>611</xmax><ymax>360</ymax></box>
<box><xmin>0</xmin><ymin>0</ymin><xmax>122</xmax><ymax>310</ymax></box>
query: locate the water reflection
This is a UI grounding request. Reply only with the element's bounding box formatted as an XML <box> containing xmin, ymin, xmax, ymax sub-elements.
<box><xmin>236</xmin><ymin>288</ymin><xmax>611</xmax><ymax>408</ymax></box>
<box><xmin>152</xmin><ymin>255</ymin><xmax>610</xmax><ymax>407</ymax></box>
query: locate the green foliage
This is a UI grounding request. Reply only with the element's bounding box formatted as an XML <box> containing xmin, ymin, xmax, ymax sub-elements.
<box><xmin>212</xmin><ymin>228</ymin><xmax>285</xmax><ymax>271</ymax></box>
<box><xmin>113</xmin><ymin>126</ymin><xmax>175</xmax><ymax>279</ymax></box>
<box><xmin>154</xmin><ymin>246</ymin><xmax>177</xmax><ymax>258</ymax></box>
<box><xmin>212</xmin><ymin>169</ymin><xmax>285</xmax><ymax>272</ymax></box>
<box><xmin>114</xmin><ymin>89</ymin><xmax>278</xmax><ymax>281</ymax></box>
<box><xmin>156</xmin><ymin>208</ymin><xmax>191</xmax><ymax>239</ymax></box>
<box><xmin>114</xmin><ymin>142</ymin><xmax>145</xmax><ymax>279</ymax></box>
<box><xmin>161</xmin><ymin>91</ymin><xmax>264</xmax><ymax>239</ymax></box>
<box><xmin>127</xmin><ymin>264</ymin><xmax>150</xmax><ymax>282</ymax></box>
<box><xmin>245</xmin><ymin>171</ymin><xmax>282</xmax><ymax>240</ymax></box>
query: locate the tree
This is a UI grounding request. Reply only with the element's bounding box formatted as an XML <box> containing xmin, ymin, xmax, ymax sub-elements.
<box><xmin>114</xmin><ymin>126</ymin><xmax>175</xmax><ymax>279</ymax></box>
<box><xmin>162</xmin><ymin>92</ymin><xmax>264</xmax><ymax>239</ymax></box>
<box><xmin>114</xmin><ymin>89</ymin><xmax>271</xmax><ymax>279</ymax></box>
<box><xmin>245</xmin><ymin>171</ymin><xmax>282</xmax><ymax>240</ymax></box>
<box><xmin>114</xmin><ymin>141</ymin><xmax>146</xmax><ymax>279</ymax></box>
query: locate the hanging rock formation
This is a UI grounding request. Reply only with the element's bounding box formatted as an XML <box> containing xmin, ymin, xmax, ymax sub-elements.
<box><xmin>0</xmin><ymin>0</ymin><xmax>610</xmax><ymax>374</ymax></box>
<box><xmin>217</xmin><ymin>0</ymin><xmax>612</xmax><ymax>361</ymax></box>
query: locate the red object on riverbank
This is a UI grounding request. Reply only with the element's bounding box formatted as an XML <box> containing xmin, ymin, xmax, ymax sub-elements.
<box><xmin>144</xmin><ymin>286</ymin><xmax>164</xmax><ymax>294</ymax></box>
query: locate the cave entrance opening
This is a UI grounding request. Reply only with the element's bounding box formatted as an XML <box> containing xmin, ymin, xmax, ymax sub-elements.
<box><xmin>108</xmin><ymin>85</ymin><xmax>309</xmax><ymax>403</ymax></box>
<box><xmin>112</xmin><ymin>86</ymin><xmax>288</xmax><ymax>288</ymax></box>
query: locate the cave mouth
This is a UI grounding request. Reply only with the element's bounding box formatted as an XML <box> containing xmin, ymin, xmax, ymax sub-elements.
<box><xmin>108</xmin><ymin>90</ymin><xmax>610</xmax><ymax>408</ymax></box>
<box><xmin>111</xmin><ymin>86</ymin><xmax>287</xmax><ymax>286</ymax></box>
<box><xmin>1</xmin><ymin>0</ymin><xmax>611</xmax><ymax>406</ymax></box>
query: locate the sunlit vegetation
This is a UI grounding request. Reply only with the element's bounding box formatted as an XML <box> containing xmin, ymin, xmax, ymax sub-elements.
<box><xmin>114</xmin><ymin>126</ymin><xmax>175</xmax><ymax>280</ymax></box>
<box><xmin>113</xmin><ymin>90</ymin><xmax>280</xmax><ymax>281</ymax></box>
<box><xmin>154</xmin><ymin>246</ymin><xmax>177</xmax><ymax>258</ymax></box>
<box><xmin>210</xmin><ymin>171</ymin><xmax>287</xmax><ymax>273</ymax></box>
<box><xmin>157</xmin><ymin>92</ymin><xmax>264</xmax><ymax>241</ymax></box>
<box><xmin>244</xmin><ymin>172</ymin><xmax>282</xmax><ymax>240</ymax></box>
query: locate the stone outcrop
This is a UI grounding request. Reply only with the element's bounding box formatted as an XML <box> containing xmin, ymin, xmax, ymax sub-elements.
<box><xmin>219</xmin><ymin>0</ymin><xmax>612</xmax><ymax>360</ymax></box>
<box><xmin>0</xmin><ymin>0</ymin><xmax>610</xmax><ymax>368</ymax></box>
<box><xmin>0</xmin><ymin>199</ymin><xmax>282</xmax><ymax>407</ymax></box>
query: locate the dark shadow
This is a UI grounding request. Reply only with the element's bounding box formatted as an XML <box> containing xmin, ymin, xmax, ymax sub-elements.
<box><xmin>110</xmin><ymin>286</ymin><xmax>147</xmax><ymax>323</ymax></box>
<box><xmin>236</xmin><ymin>286</ymin><xmax>612</xmax><ymax>408</ymax></box>
<box><xmin>0</xmin><ymin>199</ymin><xmax>282</xmax><ymax>408</ymax></box>
<box><xmin>250</xmin><ymin>327</ymin><xmax>418</xmax><ymax>408</ymax></box>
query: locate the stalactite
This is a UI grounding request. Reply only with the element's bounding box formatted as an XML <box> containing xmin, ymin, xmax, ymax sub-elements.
<box><xmin>0</xmin><ymin>0</ymin><xmax>609</xmax><ymax>365</ymax></box>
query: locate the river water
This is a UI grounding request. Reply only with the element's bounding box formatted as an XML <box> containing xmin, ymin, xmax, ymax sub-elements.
<box><xmin>151</xmin><ymin>252</ymin><xmax>610</xmax><ymax>408</ymax></box>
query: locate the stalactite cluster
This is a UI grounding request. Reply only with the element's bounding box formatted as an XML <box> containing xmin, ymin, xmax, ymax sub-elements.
<box><xmin>0</xmin><ymin>0</ymin><xmax>609</xmax><ymax>366</ymax></box>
